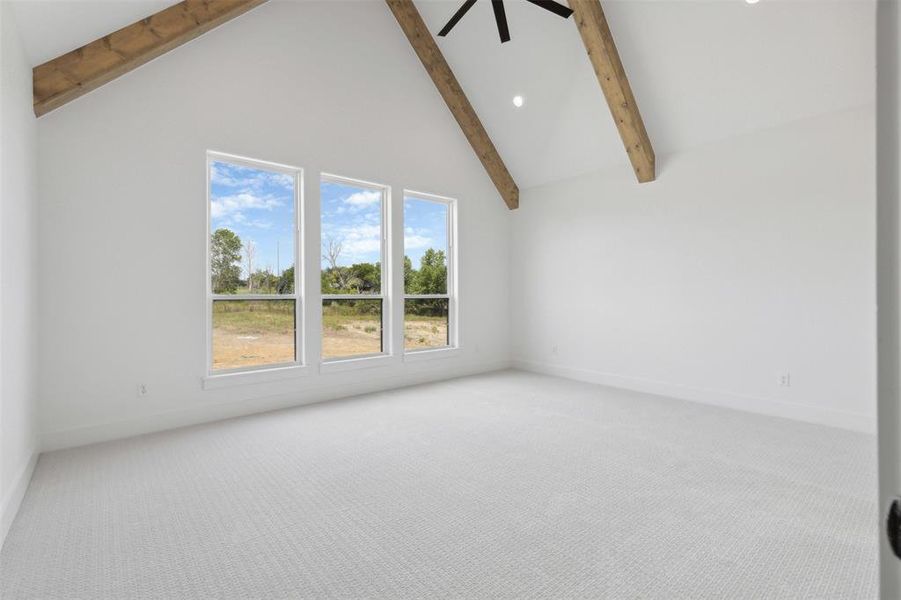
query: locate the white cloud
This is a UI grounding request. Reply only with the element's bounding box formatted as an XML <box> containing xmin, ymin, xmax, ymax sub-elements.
<box><xmin>403</xmin><ymin>227</ymin><xmax>433</xmax><ymax>250</ymax></box>
<box><xmin>346</xmin><ymin>224</ymin><xmax>381</xmax><ymax>238</ymax></box>
<box><xmin>344</xmin><ymin>190</ymin><xmax>382</xmax><ymax>207</ymax></box>
<box><xmin>404</xmin><ymin>235</ymin><xmax>432</xmax><ymax>249</ymax></box>
<box><xmin>322</xmin><ymin>223</ymin><xmax>382</xmax><ymax>263</ymax></box>
<box><xmin>210</xmin><ymin>163</ymin><xmax>240</xmax><ymax>187</ymax></box>
<box><xmin>342</xmin><ymin>238</ymin><xmax>382</xmax><ymax>257</ymax></box>
<box><xmin>211</xmin><ymin>192</ymin><xmax>283</xmax><ymax>226</ymax></box>
<box><xmin>211</xmin><ymin>162</ymin><xmax>293</xmax><ymax>191</ymax></box>
<box><xmin>261</xmin><ymin>171</ymin><xmax>294</xmax><ymax>189</ymax></box>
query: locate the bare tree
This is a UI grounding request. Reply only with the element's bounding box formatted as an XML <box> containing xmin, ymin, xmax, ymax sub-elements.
<box><xmin>323</xmin><ymin>237</ymin><xmax>342</xmax><ymax>270</ymax></box>
<box><xmin>244</xmin><ymin>240</ymin><xmax>257</xmax><ymax>292</ymax></box>
<box><xmin>322</xmin><ymin>237</ymin><xmax>361</xmax><ymax>292</ymax></box>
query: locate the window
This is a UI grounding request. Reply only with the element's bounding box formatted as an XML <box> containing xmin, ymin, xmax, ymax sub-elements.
<box><xmin>404</xmin><ymin>193</ymin><xmax>455</xmax><ymax>352</ymax></box>
<box><xmin>320</xmin><ymin>175</ymin><xmax>388</xmax><ymax>361</ymax></box>
<box><xmin>207</xmin><ymin>153</ymin><xmax>302</xmax><ymax>373</ymax></box>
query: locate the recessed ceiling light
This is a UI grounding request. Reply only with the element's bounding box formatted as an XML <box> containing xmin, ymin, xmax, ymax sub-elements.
<box><xmin>513</xmin><ymin>95</ymin><xmax>524</xmax><ymax>108</ymax></box>
<box><xmin>745</xmin><ymin>0</ymin><xmax>759</xmax><ymax>4</ymax></box>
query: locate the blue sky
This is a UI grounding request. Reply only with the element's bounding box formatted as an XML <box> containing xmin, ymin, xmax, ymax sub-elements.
<box><xmin>320</xmin><ymin>183</ymin><xmax>448</xmax><ymax>268</ymax></box>
<box><xmin>403</xmin><ymin>198</ymin><xmax>447</xmax><ymax>267</ymax></box>
<box><xmin>210</xmin><ymin>160</ymin><xmax>295</xmax><ymax>277</ymax></box>
<box><xmin>210</xmin><ymin>161</ymin><xmax>448</xmax><ymax>274</ymax></box>
<box><xmin>321</xmin><ymin>181</ymin><xmax>383</xmax><ymax>267</ymax></box>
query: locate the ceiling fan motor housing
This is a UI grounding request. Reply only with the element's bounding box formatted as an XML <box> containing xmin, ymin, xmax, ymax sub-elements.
<box><xmin>437</xmin><ymin>0</ymin><xmax>574</xmax><ymax>44</ymax></box>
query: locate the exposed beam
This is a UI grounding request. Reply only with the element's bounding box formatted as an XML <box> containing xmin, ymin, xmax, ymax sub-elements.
<box><xmin>385</xmin><ymin>0</ymin><xmax>520</xmax><ymax>209</ymax></box>
<box><xmin>570</xmin><ymin>0</ymin><xmax>655</xmax><ymax>183</ymax></box>
<box><xmin>33</xmin><ymin>0</ymin><xmax>268</xmax><ymax>117</ymax></box>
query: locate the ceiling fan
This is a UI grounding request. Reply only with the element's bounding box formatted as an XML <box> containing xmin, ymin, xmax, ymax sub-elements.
<box><xmin>437</xmin><ymin>0</ymin><xmax>574</xmax><ymax>44</ymax></box>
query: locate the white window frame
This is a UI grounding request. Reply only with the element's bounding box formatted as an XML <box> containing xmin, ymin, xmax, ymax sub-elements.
<box><xmin>320</xmin><ymin>173</ymin><xmax>392</xmax><ymax>364</ymax></box>
<box><xmin>204</xmin><ymin>151</ymin><xmax>305</xmax><ymax>378</ymax></box>
<box><xmin>402</xmin><ymin>191</ymin><xmax>458</xmax><ymax>355</ymax></box>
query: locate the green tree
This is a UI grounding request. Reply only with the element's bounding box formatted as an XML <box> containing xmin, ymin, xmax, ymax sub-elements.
<box><xmin>321</xmin><ymin>238</ymin><xmax>362</xmax><ymax>293</ymax></box>
<box><xmin>211</xmin><ymin>228</ymin><xmax>242</xmax><ymax>294</ymax></box>
<box><xmin>277</xmin><ymin>266</ymin><xmax>295</xmax><ymax>294</ymax></box>
<box><xmin>406</xmin><ymin>249</ymin><xmax>447</xmax><ymax>316</ymax></box>
<box><xmin>321</xmin><ymin>266</ymin><xmax>359</xmax><ymax>294</ymax></box>
<box><xmin>250</xmin><ymin>269</ymin><xmax>278</xmax><ymax>294</ymax></box>
<box><xmin>403</xmin><ymin>256</ymin><xmax>415</xmax><ymax>294</ymax></box>
<box><xmin>413</xmin><ymin>249</ymin><xmax>447</xmax><ymax>294</ymax></box>
<box><xmin>321</xmin><ymin>268</ymin><xmax>337</xmax><ymax>294</ymax></box>
<box><xmin>349</xmin><ymin>262</ymin><xmax>381</xmax><ymax>294</ymax></box>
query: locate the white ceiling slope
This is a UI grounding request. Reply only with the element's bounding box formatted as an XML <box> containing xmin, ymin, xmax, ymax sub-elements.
<box><xmin>417</xmin><ymin>0</ymin><xmax>875</xmax><ymax>188</ymax></box>
<box><xmin>10</xmin><ymin>0</ymin><xmax>181</xmax><ymax>66</ymax></box>
<box><xmin>11</xmin><ymin>0</ymin><xmax>874</xmax><ymax>190</ymax></box>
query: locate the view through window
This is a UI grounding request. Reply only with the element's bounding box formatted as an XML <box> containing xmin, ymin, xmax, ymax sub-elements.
<box><xmin>320</xmin><ymin>176</ymin><xmax>386</xmax><ymax>360</ymax></box>
<box><xmin>404</xmin><ymin>195</ymin><xmax>452</xmax><ymax>351</ymax></box>
<box><xmin>208</xmin><ymin>155</ymin><xmax>300</xmax><ymax>372</ymax></box>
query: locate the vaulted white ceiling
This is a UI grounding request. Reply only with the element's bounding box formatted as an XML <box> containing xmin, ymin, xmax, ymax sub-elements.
<box><xmin>10</xmin><ymin>0</ymin><xmax>875</xmax><ymax>189</ymax></box>
<box><xmin>417</xmin><ymin>0</ymin><xmax>875</xmax><ymax>187</ymax></box>
<box><xmin>10</xmin><ymin>0</ymin><xmax>180</xmax><ymax>66</ymax></box>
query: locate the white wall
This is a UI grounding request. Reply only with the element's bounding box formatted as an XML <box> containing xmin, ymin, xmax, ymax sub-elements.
<box><xmin>36</xmin><ymin>1</ymin><xmax>511</xmax><ymax>450</ymax></box>
<box><xmin>0</xmin><ymin>3</ymin><xmax>39</xmax><ymax>544</ymax></box>
<box><xmin>877</xmin><ymin>0</ymin><xmax>901</xmax><ymax>595</ymax></box>
<box><xmin>512</xmin><ymin>107</ymin><xmax>876</xmax><ymax>433</ymax></box>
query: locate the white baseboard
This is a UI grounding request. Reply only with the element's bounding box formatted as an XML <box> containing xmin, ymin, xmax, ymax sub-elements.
<box><xmin>42</xmin><ymin>358</ymin><xmax>512</xmax><ymax>452</ymax></box>
<box><xmin>1</xmin><ymin>450</ymin><xmax>39</xmax><ymax>550</ymax></box>
<box><xmin>513</xmin><ymin>358</ymin><xmax>876</xmax><ymax>435</ymax></box>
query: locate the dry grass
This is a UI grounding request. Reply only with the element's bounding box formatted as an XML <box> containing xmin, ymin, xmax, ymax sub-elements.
<box><xmin>211</xmin><ymin>301</ymin><xmax>448</xmax><ymax>369</ymax></box>
<box><xmin>404</xmin><ymin>316</ymin><xmax>448</xmax><ymax>350</ymax></box>
<box><xmin>212</xmin><ymin>330</ymin><xmax>295</xmax><ymax>370</ymax></box>
<box><xmin>212</xmin><ymin>300</ymin><xmax>294</xmax><ymax>370</ymax></box>
<box><xmin>322</xmin><ymin>317</ymin><xmax>382</xmax><ymax>359</ymax></box>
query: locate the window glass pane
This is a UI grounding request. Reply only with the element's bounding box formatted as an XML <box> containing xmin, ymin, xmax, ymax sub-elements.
<box><xmin>321</xmin><ymin>180</ymin><xmax>383</xmax><ymax>295</ymax></box>
<box><xmin>212</xmin><ymin>300</ymin><xmax>295</xmax><ymax>370</ymax></box>
<box><xmin>210</xmin><ymin>160</ymin><xmax>295</xmax><ymax>295</ymax></box>
<box><xmin>322</xmin><ymin>299</ymin><xmax>383</xmax><ymax>359</ymax></box>
<box><xmin>404</xmin><ymin>198</ymin><xmax>448</xmax><ymax>295</ymax></box>
<box><xmin>404</xmin><ymin>299</ymin><xmax>449</xmax><ymax>351</ymax></box>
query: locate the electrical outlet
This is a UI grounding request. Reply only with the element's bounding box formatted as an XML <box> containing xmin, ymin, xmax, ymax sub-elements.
<box><xmin>552</xmin><ymin>345</ymin><xmax>559</xmax><ymax>356</ymax></box>
<box><xmin>137</xmin><ymin>383</ymin><xmax>150</xmax><ymax>398</ymax></box>
<box><xmin>778</xmin><ymin>373</ymin><xmax>792</xmax><ymax>388</ymax></box>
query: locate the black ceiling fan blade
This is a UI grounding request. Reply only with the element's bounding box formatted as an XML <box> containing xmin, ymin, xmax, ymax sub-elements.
<box><xmin>524</xmin><ymin>0</ymin><xmax>574</xmax><ymax>19</ymax></box>
<box><xmin>438</xmin><ymin>0</ymin><xmax>479</xmax><ymax>37</ymax></box>
<box><xmin>491</xmin><ymin>0</ymin><xmax>511</xmax><ymax>43</ymax></box>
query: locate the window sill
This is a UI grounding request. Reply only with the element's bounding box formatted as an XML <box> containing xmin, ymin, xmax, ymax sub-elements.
<box><xmin>403</xmin><ymin>347</ymin><xmax>461</xmax><ymax>363</ymax></box>
<box><xmin>319</xmin><ymin>354</ymin><xmax>396</xmax><ymax>374</ymax></box>
<box><xmin>202</xmin><ymin>364</ymin><xmax>313</xmax><ymax>390</ymax></box>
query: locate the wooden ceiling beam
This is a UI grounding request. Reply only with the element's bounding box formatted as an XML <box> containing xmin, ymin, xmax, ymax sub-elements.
<box><xmin>385</xmin><ymin>0</ymin><xmax>520</xmax><ymax>210</ymax></box>
<box><xmin>33</xmin><ymin>0</ymin><xmax>268</xmax><ymax>117</ymax></box>
<box><xmin>570</xmin><ymin>0</ymin><xmax>655</xmax><ymax>183</ymax></box>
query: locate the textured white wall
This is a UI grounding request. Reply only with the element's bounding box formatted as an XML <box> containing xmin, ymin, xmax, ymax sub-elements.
<box><xmin>511</xmin><ymin>107</ymin><xmax>876</xmax><ymax>433</ymax></box>
<box><xmin>0</xmin><ymin>3</ymin><xmax>39</xmax><ymax>544</ymax></box>
<box><xmin>35</xmin><ymin>1</ymin><xmax>511</xmax><ymax>449</ymax></box>
<box><xmin>877</xmin><ymin>0</ymin><xmax>901</xmax><ymax>595</ymax></box>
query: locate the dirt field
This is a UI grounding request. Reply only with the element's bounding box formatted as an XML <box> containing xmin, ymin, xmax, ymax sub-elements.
<box><xmin>322</xmin><ymin>317</ymin><xmax>382</xmax><ymax>359</ymax></box>
<box><xmin>404</xmin><ymin>316</ymin><xmax>448</xmax><ymax>350</ymax></box>
<box><xmin>211</xmin><ymin>300</ymin><xmax>295</xmax><ymax>370</ymax></box>
<box><xmin>212</xmin><ymin>330</ymin><xmax>295</xmax><ymax>370</ymax></box>
<box><xmin>320</xmin><ymin>315</ymin><xmax>449</xmax><ymax>358</ymax></box>
<box><xmin>211</xmin><ymin>301</ymin><xmax>448</xmax><ymax>369</ymax></box>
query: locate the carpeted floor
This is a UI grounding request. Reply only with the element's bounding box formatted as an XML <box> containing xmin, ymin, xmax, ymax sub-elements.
<box><xmin>0</xmin><ymin>370</ymin><xmax>879</xmax><ymax>599</ymax></box>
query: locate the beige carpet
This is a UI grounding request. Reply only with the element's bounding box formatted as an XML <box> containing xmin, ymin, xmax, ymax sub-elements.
<box><xmin>0</xmin><ymin>370</ymin><xmax>879</xmax><ymax>598</ymax></box>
